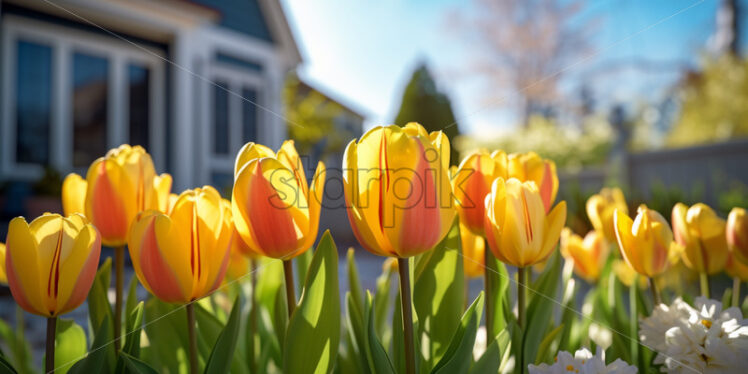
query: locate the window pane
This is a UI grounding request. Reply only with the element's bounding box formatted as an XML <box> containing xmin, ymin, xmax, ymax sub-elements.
<box><xmin>128</xmin><ymin>64</ymin><xmax>150</xmax><ymax>149</ymax></box>
<box><xmin>242</xmin><ymin>87</ymin><xmax>257</xmax><ymax>142</ymax></box>
<box><xmin>16</xmin><ymin>40</ymin><xmax>52</xmax><ymax>165</ymax></box>
<box><xmin>73</xmin><ymin>52</ymin><xmax>109</xmax><ymax>167</ymax></box>
<box><xmin>213</xmin><ymin>81</ymin><xmax>229</xmax><ymax>155</ymax></box>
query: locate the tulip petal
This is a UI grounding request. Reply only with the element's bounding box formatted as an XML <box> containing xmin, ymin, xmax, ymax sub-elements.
<box><xmin>234</xmin><ymin>142</ymin><xmax>276</xmax><ymax>177</ymax></box>
<box><xmin>58</xmin><ymin>225</ymin><xmax>100</xmax><ymax>315</ymax></box>
<box><xmin>140</xmin><ymin>214</ymin><xmax>190</xmax><ymax>303</ymax></box>
<box><xmin>615</xmin><ymin>209</ymin><xmax>644</xmax><ymax>275</ymax></box>
<box><xmin>62</xmin><ymin>174</ymin><xmax>87</xmax><ymax>216</ymax></box>
<box><xmin>86</xmin><ymin>159</ymin><xmax>131</xmax><ymax>246</ymax></box>
<box><xmin>298</xmin><ymin>162</ymin><xmax>326</xmax><ymax>254</ymax></box>
<box><xmin>6</xmin><ymin>217</ymin><xmax>48</xmax><ymax>315</ymax></box>
<box><xmin>539</xmin><ymin>201</ymin><xmax>566</xmax><ymax>262</ymax></box>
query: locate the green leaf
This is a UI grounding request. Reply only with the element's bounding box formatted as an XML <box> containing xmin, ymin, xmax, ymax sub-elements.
<box><xmin>296</xmin><ymin>248</ymin><xmax>314</xmax><ymax>295</ymax></box>
<box><xmin>140</xmin><ymin>298</ymin><xmax>189</xmax><ymax>373</ymax></box>
<box><xmin>485</xmin><ymin>252</ymin><xmax>510</xmax><ymax>337</ymax></box>
<box><xmin>534</xmin><ymin>324</ymin><xmax>564</xmax><ymax>365</ymax></box>
<box><xmin>54</xmin><ymin>319</ymin><xmax>87</xmax><ymax>374</ymax></box>
<box><xmin>0</xmin><ymin>313</ymin><xmax>35</xmax><ymax>374</ymax></box>
<box><xmin>87</xmin><ymin>257</ymin><xmax>113</xmax><ymax>342</ymax></box>
<box><xmin>413</xmin><ymin>221</ymin><xmax>464</xmax><ymax>369</ymax></box>
<box><xmin>68</xmin><ymin>315</ymin><xmax>112</xmax><ymax>374</ymax></box>
<box><xmin>372</xmin><ymin>262</ymin><xmax>395</xmax><ymax>346</ymax></box>
<box><xmin>345</xmin><ymin>293</ymin><xmax>370</xmax><ymax>374</ymax></box>
<box><xmin>431</xmin><ymin>293</ymin><xmax>484</xmax><ymax>374</ymax></box>
<box><xmin>125</xmin><ymin>277</ymin><xmax>139</xmax><ymax>324</ymax></box>
<box><xmin>283</xmin><ymin>231</ymin><xmax>340</xmax><ymax>374</ymax></box>
<box><xmin>347</xmin><ymin>248</ymin><xmax>365</xmax><ymax>313</ymax></box>
<box><xmin>0</xmin><ymin>352</ymin><xmax>18</xmax><ymax>374</ymax></box>
<box><xmin>522</xmin><ymin>252</ymin><xmax>561</xmax><ymax>372</ymax></box>
<box><xmin>119</xmin><ymin>352</ymin><xmax>159</xmax><ymax>374</ymax></box>
<box><xmin>363</xmin><ymin>292</ymin><xmax>396</xmax><ymax>374</ymax></box>
<box><xmin>115</xmin><ymin>301</ymin><xmax>145</xmax><ymax>374</ymax></box>
<box><xmin>204</xmin><ymin>296</ymin><xmax>242</xmax><ymax>374</ymax></box>
<box><xmin>471</xmin><ymin>329</ymin><xmax>512</xmax><ymax>374</ymax></box>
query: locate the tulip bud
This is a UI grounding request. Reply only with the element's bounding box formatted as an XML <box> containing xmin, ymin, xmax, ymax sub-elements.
<box><xmin>452</xmin><ymin>150</ymin><xmax>508</xmax><ymax>235</ymax></box>
<box><xmin>62</xmin><ymin>145</ymin><xmax>172</xmax><ymax>247</ymax></box>
<box><xmin>586</xmin><ymin>187</ymin><xmax>628</xmax><ymax>242</ymax></box>
<box><xmin>233</xmin><ymin>140</ymin><xmax>325</xmax><ymax>259</ymax></box>
<box><xmin>672</xmin><ymin>203</ymin><xmax>728</xmax><ymax>275</ymax></box>
<box><xmin>560</xmin><ymin>229</ymin><xmax>608</xmax><ymax>282</ymax></box>
<box><xmin>484</xmin><ymin>178</ymin><xmax>567</xmax><ymax>267</ymax></box>
<box><xmin>5</xmin><ymin>214</ymin><xmax>101</xmax><ymax>316</ymax></box>
<box><xmin>128</xmin><ymin>186</ymin><xmax>231</xmax><ymax>303</ymax></box>
<box><xmin>459</xmin><ymin>223</ymin><xmax>485</xmax><ymax>278</ymax></box>
<box><xmin>507</xmin><ymin>152</ymin><xmax>558</xmax><ymax>213</ymax></box>
<box><xmin>727</xmin><ymin>207</ymin><xmax>748</xmax><ymax>265</ymax></box>
<box><xmin>614</xmin><ymin>205</ymin><xmax>673</xmax><ymax>277</ymax></box>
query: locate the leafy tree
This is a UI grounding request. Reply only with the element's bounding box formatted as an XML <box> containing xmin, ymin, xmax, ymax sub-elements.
<box><xmin>394</xmin><ymin>64</ymin><xmax>460</xmax><ymax>164</ymax></box>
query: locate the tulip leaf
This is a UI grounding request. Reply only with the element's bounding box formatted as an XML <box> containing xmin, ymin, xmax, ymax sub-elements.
<box><xmin>372</xmin><ymin>261</ymin><xmax>395</xmax><ymax>347</ymax></box>
<box><xmin>119</xmin><ymin>352</ymin><xmax>159</xmax><ymax>374</ymax></box>
<box><xmin>522</xmin><ymin>252</ymin><xmax>560</xmax><ymax>371</ymax></box>
<box><xmin>363</xmin><ymin>291</ymin><xmax>396</xmax><ymax>374</ymax></box>
<box><xmin>114</xmin><ymin>301</ymin><xmax>145</xmax><ymax>374</ymax></box>
<box><xmin>345</xmin><ymin>292</ymin><xmax>369</xmax><ymax>374</ymax></box>
<box><xmin>125</xmin><ymin>276</ymin><xmax>139</xmax><ymax>324</ymax></box>
<box><xmin>431</xmin><ymin>292</ymin><xmax>483</xmax><ymax>374</ymax></box>
<box><xmin>87</xmin><ymin>257</ymin><xmax>113</xmax><ymax>342</ymax></box>
<box><xmin>347</xmin><ymin>248</ymin><xmax>365</xmax><ymax>312</ymax></box>
<box><xmin>534</xmin><ymin>323</ymin><xmax>564</xmax><ymax>365</ymax></box>
<box><xmin>485</xmin><ymin>252</ymin><xmax>510</xmax><ymax>337</ymax></box>
<box><xmin>53</xmin><ymin>319</ymin><xmax>87</xmax><ymax>374</ymax></box>
<box><xmin>0</xmin><ymin>352</ymin><xmax>18</xmax><ymax>373</ymax></box>
<box><xmin>283</xmin><ymin>230</ymin><xmax>340</xmax><ymax>374</ymax></box>
<box><xmin>413</xmin><ymin>221</ymin><xmax>464</xmax><ymax>369</ymax></box>
<box><xmin>295</xmin><ymin>248</ymin><xmax>314</xmax><ymax>295</ymax></box>
<box><xmin>204</xmin><ymin>296</ymin><xmax>242</xmax><ymax>374</ymax></box>
<box><xmin>0</xmin><ymin>316</ymin><xmax>35</xmax><ymax>374</ymax></box>
<box><xmin>141</xmin><ymin>298</ymin><xmax>189</xmax><ymax>373</ymax></box>
<box><xmin>68</xmin><ymin>315</ymin><xmax>112</xmax><ymax>374</ymax></box>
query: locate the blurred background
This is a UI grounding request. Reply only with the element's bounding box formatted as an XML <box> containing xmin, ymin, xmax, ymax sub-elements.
<box><xmin>0</xmin><ymin>0</ymin><xmax>747</xmax><ymax>309</ymax></box>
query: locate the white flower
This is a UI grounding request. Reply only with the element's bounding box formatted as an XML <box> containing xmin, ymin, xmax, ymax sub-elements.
<box><xmin>639</xmin><ymin>297</ymin><xmax>748</xmax><ymax>373</ymax></box>
<box><xmin>528</xmin><ymin>347</ymin><xmax>637</xmax><ymax>374</ymax></box>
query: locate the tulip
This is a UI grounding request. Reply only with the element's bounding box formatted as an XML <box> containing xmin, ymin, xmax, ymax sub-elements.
<box><xmin>460</xmin><ymin>222</ymin><xmax>485</xmax><ymax>278</ymax></box>
<box><xmin>343</xmin><ymin>122</ymin><xmax>454</xmax><ymax>374</ymax></box>
<box><xmin>507</xmin><ymin>152</ymin><xmax>558</xmax><ymax>213</ymax></box>
<box><xmin>5</xmin><ymin>213</ymin><xmax>101</xmax><ymax>373</ymax></box>
<box><xmin>61</xmin><ymin>144</ymin><xmax>171</xmax><ymax>350</ymax></box>
<box><xmin>672</xmin><ymin>203</ymin><xmax>728</xmax><ymax>297</ymax></box>
<box><xmin>586</xmin><ymin>187</ymin><xmax>628</xmax><ymax>242</ymax></box>
<box><xmin>727</xmin><ymin>207</ymin><xmax>748</xmax><ymax>265</ymax></box>
<box><xmin>452</xmin><ymin>150</ymin><xmax>508</xmax><ymax>235</ymax></box>
<box><xmin>484</xmin><ymin>177</ymin><xmax>567</xmax><ymax>328</ymax></box>
<box><xmin>560</xmin><ymin>228</ymin><xmax>608</xmax><ymax>283</ymax></box>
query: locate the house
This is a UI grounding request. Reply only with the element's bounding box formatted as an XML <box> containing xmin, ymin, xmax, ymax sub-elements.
<box><xmin>0</xmin><ymin>0</ymin><xmax>302</xmax><ymax>194</ymax></box>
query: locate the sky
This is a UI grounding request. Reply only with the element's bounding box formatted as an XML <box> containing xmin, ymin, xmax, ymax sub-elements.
<box><xmin>281</xmin><ymin>0</ymin><xmax>726</xmax><ymax>136</ymax></box>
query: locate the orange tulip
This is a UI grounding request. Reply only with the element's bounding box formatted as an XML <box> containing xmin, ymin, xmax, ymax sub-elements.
<box><xmin>484</xmin><ymin>178</ymin><xmax>567</xmax><ymax>267</ymax></box>
<box><xmin>727</xmin><ymin>207</ymin><xmax>748</xmax><ymax>265</ymax></box>
<box><xmin>232</xmin><ymin>140</ymin><xmax>325</xmax><ymax>259</ymax></box>
<box><xmin>460</xmin><ymin>223</ymin><xmax>485</xmax><ymax>278</ymax></box>
<box><xmin>614</xmin><ymin>205</ymin><xmax>673</xmax><ymax>277</ymax></box>
<box><xmin>507</xmin><ymin>152</ymin><xmax>558</xmax><ymax>213</ymax></box>
<box><xmin>672</xmin><ymin>203</ymin><xmax>728</xmax><ymax>275</ymax></box>
<box><xmin>452</xmin><ymin>150</ymin><xmax>508</xmax><ymax>235</ymax></box>
<box><xmin>586</xmin><ymin>187</ymin><xmax>628</xmax><ymax>242</ymax></box>
<box><xmin>343</xmin><ymin>123</ymin><xmax>455</xmax><ymax>258</ymax></box>
<box><xmin>127</xmin><ymin>187</ymin><xmax>231</xmax><ymax>303</ymax></box>
<box><xmin>5</xmin><ymin>213</ymin><xmax>101</xmax><ymax>316</ymax></box>
<box><xmin>560</xmin><ymin>228</ymin><xmax>608</xmax><ymax>282</ymax></box>
<box><xmin>62</xmin><ymin>145</ymin><xmax>172</xmax><ymax>247</ymax></box>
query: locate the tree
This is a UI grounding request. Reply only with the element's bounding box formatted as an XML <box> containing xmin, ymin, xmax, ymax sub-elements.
<box><xmin>394</xmin><ymin>64</ymin><xmax>460</xmax><ymax>164</ymax></box>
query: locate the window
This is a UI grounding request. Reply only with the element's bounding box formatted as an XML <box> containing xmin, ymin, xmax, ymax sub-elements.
<box><xmin>72</xmin><ymin>52</ymin><xmax>109</xmax><ymax>167</ymax></box>
<box><xmin>213</xmin><ymin>81</ymin><xmax>230</xmax><ymax>155</ymax></box>
<box><xmin>15</xmin><ymin>40</ymin><xmax>52</xmax><ymax>165</ymax></box>
<box><xmin>128</xmin><ymin>64</ymin><xmax>151</xmax><ymax>148</ymax></box>
<box><xmin>242</xmin><ymin>87</ymin><xmax>258</xmax><ymax>142</ymax></box>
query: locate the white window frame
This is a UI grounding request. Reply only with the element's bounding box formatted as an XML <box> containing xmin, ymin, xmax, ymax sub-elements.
<box><xmin>203</xmin><ymin>63</ymin><xmax>265</xmax><ymax>182</ymax></box>
<box><xmin>1</xmin><ymin>16</ymin><xmax>166</xmax><ymax>180</ymax></box>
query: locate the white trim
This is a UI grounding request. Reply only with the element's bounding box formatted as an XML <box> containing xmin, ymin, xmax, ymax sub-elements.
<box><xmin>0</xmin><ymin>15</ymin><xmax>166</xmax><ymax>179</ymax></box>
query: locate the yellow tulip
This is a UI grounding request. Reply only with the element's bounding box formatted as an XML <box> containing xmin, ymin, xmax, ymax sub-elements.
<box><xmin>672</xmin><ymin>203</ymin><xmax>728</xmax><ymax>275</ymax></box>
<box><xmin>128</xmin><ymin>186</ymin><xmax>231</xmax><ymax>303</ymax></box>
<box><xmin>484</xmin><ymin>178</ymin><xmax>567</xmax><ymax>267</ymax></box>
<box><xmin>5</xmin><ymin>213</ymin><xmax>101</xmax><ymax>316</ymax></box>
<box><xmin>507</xmin><ymin>152</ymin><xmax>558</xmax><ymax>213</ymax></box>
<box><xmin>62</xmin><ymin>145</ymin><xmax>172</xmax><ymax>247</ymax></box>
<box><xmin>560</xmin><ymin>228</ymin><xmax>608</xmax><ymax>283</ymax></box>
<box><xmin>343</xmin><ymin>123</ymin><xmax>455</xmax><ymax>258</ymax></box>
<box><xmin>232</xmin><ymin>140</ymin><xmax>325</xmax><ymax>259</ymax></box>
<box><xmin>452</xmin><ymin>150</ymin><xmax>508</xmax><ymax>235</ymax></box>
<box><xmin>460</xmin><ymin>222</ymin><xmax>485</xmax><ymax>278</ymax></box>
<box><xmin>614</xmin><ymin>205</ymin><xmax>673</xmax><ymax>277</ymax></box>
<box><xmin>586</xmin><ymin>187</ymin><xmax>628</xmax><ymax>242</ymax></box>
<box><xmin>727</xmin><ymin>207</ymin><xmax>748</xmax><ymax>265</ymax></box>
<box><xmin>0</xmin><ymin>243</ymin><xmax>6</xmax><ymax>284</ymax></box>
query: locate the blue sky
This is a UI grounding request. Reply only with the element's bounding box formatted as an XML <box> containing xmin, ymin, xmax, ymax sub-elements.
<box><xmin>281</xmin><ymin>0</ymin><xmax>724</xmax><ymax>135</ymax></box>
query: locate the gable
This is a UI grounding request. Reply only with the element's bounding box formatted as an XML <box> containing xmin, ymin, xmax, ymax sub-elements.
<box><xmin>192</xmin><ymin>0</ymin><xmax>273</xmax><ymax>42</ymax></box>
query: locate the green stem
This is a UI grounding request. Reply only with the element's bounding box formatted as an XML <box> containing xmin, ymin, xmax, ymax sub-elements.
<box><xmin>283</xmin><ymin>260</ymin><xmax>296</xmax><ymax>317</ymax></box>
<box><xmin>630</xmin><ymin>277</ymin><xmax>639</xmax><ymax>367</ymax></box>
<box><xmin>517</xmin><ymin>267</ymin><xmax>526</xmax><ymax>328</ymax></box>
<box><xmin>249</xmin><ymin>259</ymin><xmax>258</xmax><ymax>373</ymax></box>
<box><xmin>398</xmin><ymin>258</ymin><xmax>416</xmax><ymax>374</ymax></box>
<box><xmin>649</xmin><ymin>277</ymin><xmax>661</xmax><ymax>306</ymax></box>
<box><xmin>700</xmin><ymin>273</ymin><xmax>710</xmax><ymax>298</ymax></box>
<box><xmin>46</xmin><ymin>316</ymin><xmax>57</xmax><ymax>374</ymax></box>
<box><xmin>733</xmin><ymin>277</ymin><xmax>741</xmax><ymax>308</ymax></box>
<box><xmin>484</xmin><ymin>244</ymin><xmax>494</xmax><ymax>345</ymax></box>
<box><xmin>185</xmin><ymin>304</ymin><xmax>198</xmax><ymax>374</ymax></box>
<box><xmin>114</xmin><ymin>246</ymin><xmax>124</xmax><ymax>351</ymax></box>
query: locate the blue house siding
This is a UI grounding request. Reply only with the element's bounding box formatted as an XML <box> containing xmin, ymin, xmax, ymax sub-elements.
<box><xmin>192</xmin><ymin>0</ymin><xmax>274</xmax><ymax>43</ymax></box>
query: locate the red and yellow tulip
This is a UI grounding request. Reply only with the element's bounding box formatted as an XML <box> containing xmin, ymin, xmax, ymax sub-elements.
<box><xmin>452</xmin><ymin>150</ymin><xmax>508</xmax><ymax>235</ymax></box>
<box><xmin>127</xmin><ymin>186</ymin><xmax>231</xmax><ymax>303</ymax></box>
<box><xmin>5</xmin><ymin>213</ymin><xmax>101</xmax><ymax>316</ymax></box>
<box><xmin>614</xmin><ymin>205</ymin><xmax>673</xmax><ymax>277</ymax></box>
<box><xmin>232</xmin><ymin>140</ymin><xmax>325</xmax><ymax>259</ymax></box>
<box><xmin>343</xmin><ymin>123</ymin><xmax>455</xmax><ymax>258</ymax></box>
<box><xmin>560</xmin><ymin>228</ymin><xmax>608</xmax><ymax>282</ymax></box>
<box><xmin>672</xmin><ymin>203</ymin><xmax>728</xmax><ymax>275</ymax></box>
<box><xmin>62</xmin><ymin>145</ymin><xmax>171</xmax><ymax>247</ymax></box>
<box><xmin>507</xmin><ymin>152</ymin><xmax>558</xmax><ymax>213</ymax></box>
<box><xmin>483</xmin><ymin>178</ymin><xmax>567</xmax><ymax>267</ymax></box>
<box><xmin>586</xmin><ymin>187</ymin><xmax>628</xmax><ymax>242</ymax></box>
<box><xmin>727</xmin><ymin>207</ymin><xmax>748</xmax><ymax>265</ymax></box>
<box><xmin>460</xmin><ymin>223</ymin><xmax>485</xmax><ymax>278</ymax></box>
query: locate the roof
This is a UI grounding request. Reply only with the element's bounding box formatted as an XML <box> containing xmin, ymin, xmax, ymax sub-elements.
<box><xmin>297</xmin><ymin>77</ymin><xmax>368</xmax><ymax>120</ymax></box>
